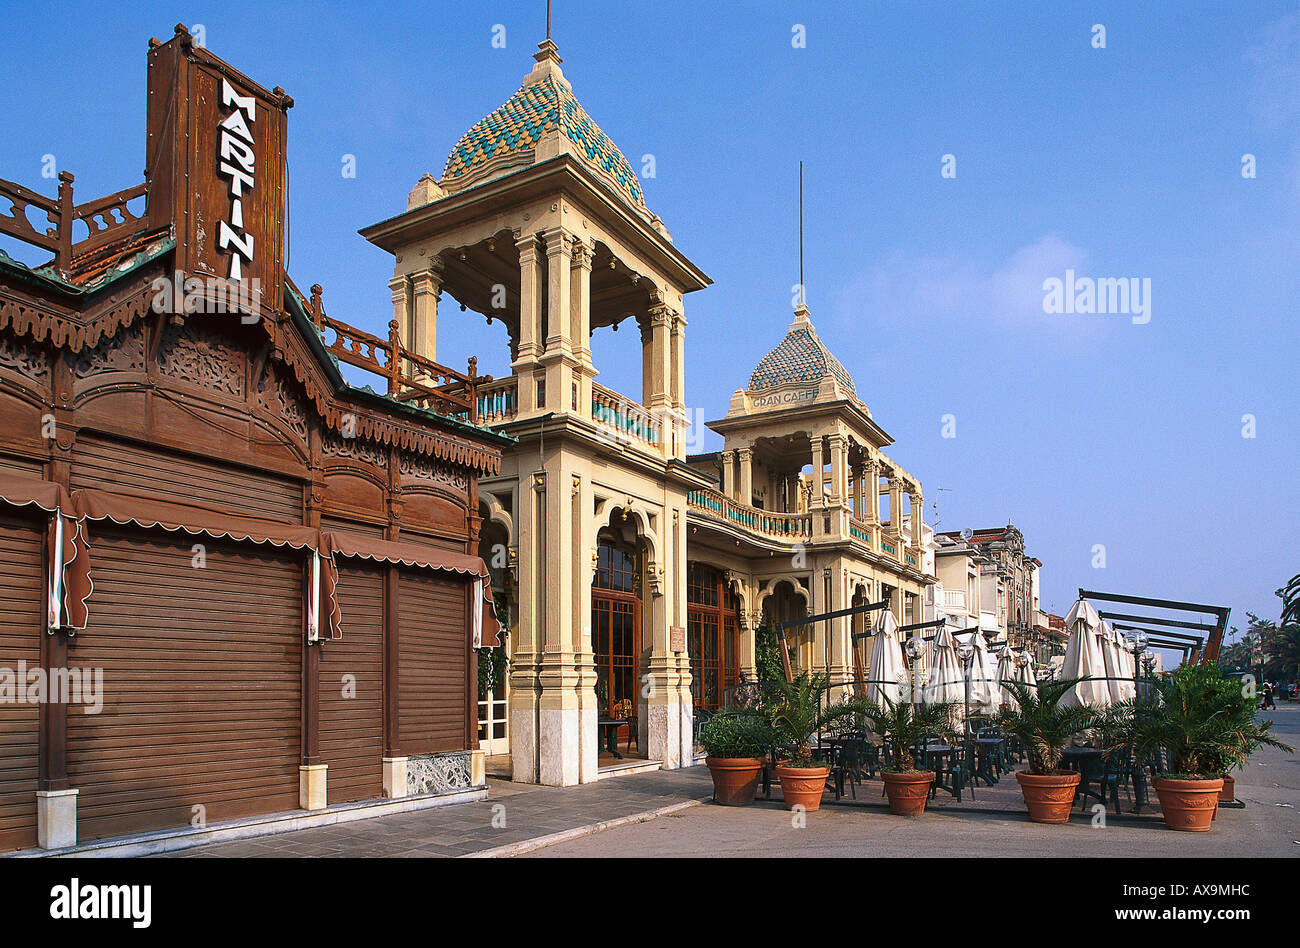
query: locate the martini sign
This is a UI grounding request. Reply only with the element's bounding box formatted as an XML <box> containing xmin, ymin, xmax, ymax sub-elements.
<box><xmin>216</xmin><ymin>78</ymin><xmax>258</xmax><ymax>283</ymax></box>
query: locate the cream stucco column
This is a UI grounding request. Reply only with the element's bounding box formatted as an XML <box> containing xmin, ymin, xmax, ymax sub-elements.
<box><xmin>669</xmin><ymin>309</ymin><xmax>687</xmax><ymax>459</ymax></box>
<box><xmin>643</xmin><ymin>302</ymin><xmax>672</xmax><ymax>415</ymax></box>
<box><xmin>540</xmin><ymin>227</ymin><xmax>577</xmax><ymax>417</ymax></box>
<box><xmin>865</xmin><ymin>459</ymin><xmax>880</xmax><ymax>524</ymax></box>
<box><xmin>737</xmin><ymin>447</ymin><xmax>754</xmax><ymax>505</ymax></box>
<box><xmin>509</xmin><ymin>471</ymin><xmax>545</xmax><ymax>784</ymax></box>
<box><xmin>389</xmin><ymin>273</ymin><xmax>410</xmax><ymax>374</ymax></box>
<box><xmin>570</xmin><ymin>239</ymin><xmax>595</xmax><ymax>417</ymax></box>
<box><xmin>408</xmin><ymin>256</ymin><xmax>443</xmax><ymax>371</ymax></box>
<box><xmin>810</xmin><ymin>437</ymin><xmax>825</xmax><ymax>508</ymax></box>
<box><xmin>720</xmin><ymin>449</ymin><xmax>735</xmax><ymax>499</ymax></box>
<box><xmin>888</xmin><ymin>476</ymin><xmax>904</xmax><ymax>538</ymax></box>
<box><xmin>514</xmin><ymin>232</ymin><xmax>544</xmax><ymax>413</ymax></box>
<box><xmin>910</xmin><ymin>488</ymin><xmax>924</xmax><ymax>546</ymax></box>
<box><xmin>828</xmin><ymin>434</ymin><xmax>846</xmax><ymax>506</ymax></box>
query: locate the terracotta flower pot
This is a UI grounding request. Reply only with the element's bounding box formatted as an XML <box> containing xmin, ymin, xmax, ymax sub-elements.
<box><xmin>1015</xmin><ymin>770</ymin><xmax>1081</xmax><ymax>824</ymax></box>
<box><xmin>1218</xmin><ymin>774</ymin><xmax>1236</xmax><ymax>804</ymax></box>
<box><xmin>774</xmin><ymin>765</ymin><xmax>829</xmax><ymax>811</ymax></box>
<box><xmin>706</xmin><ymin>757</ymin><xmax>764</xmax><ymax>807</ymax></box>
<box><xmin>881</xmin><ymin>770</ymin><xmax>934</xmax><ymax>816</ymax></box>
<box><xmin>1153</xmin><ymin>777</ymin><xmax>1223</xmax><ymax>832</ymax></box>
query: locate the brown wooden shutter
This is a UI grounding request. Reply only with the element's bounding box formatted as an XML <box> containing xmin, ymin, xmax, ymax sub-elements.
<box><xmin>67</xmin><ymin>529</ymin><xmax>301</xmax><ymax>841</ymax></box>
<box><xmin>0</xmin><ymin>514</ymin><xmax>41</xmax><ymax>851</ymax></box>
<box><xmin>318</xmin><ymin>564</ymin><xmax>384</xmax><ymax>803</ymax></box>
<box><xmin>398</xmin><ymin>568</ymin><xmax>468</xmax><ymax>755</ymax></box>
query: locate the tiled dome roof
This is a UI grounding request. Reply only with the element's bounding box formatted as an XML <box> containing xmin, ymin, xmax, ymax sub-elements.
<box><xmin>442</xmin><ymin>51</ymin><xmax>644</xmax><ymax>207</ymax></box>
<box><xmin>748</xmin><ymin>307</ymin><xmax>858</xmax><ymax>399</ymax></box>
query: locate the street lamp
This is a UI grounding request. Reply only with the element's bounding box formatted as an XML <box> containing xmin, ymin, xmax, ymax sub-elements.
<box><xmin>1129</xmin><ymin>630</ymin><xmax>1148</xmax><ymax>701</ymax></box>
<box><xmin>906</xmin><ymin>636</ymin><xmax>925</xmax><ymax>708</ymax></box>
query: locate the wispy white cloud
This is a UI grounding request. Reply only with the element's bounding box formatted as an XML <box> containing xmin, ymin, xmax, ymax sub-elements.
<box><xmin>1245</xmin><ymin>11</ymin><xmax>1300</xmax><ymax>129</ymax></box>
<box><xmin>828</xmin><ymin>234</ymin><xmax>1089</xmax><ymax>331</ymax></box>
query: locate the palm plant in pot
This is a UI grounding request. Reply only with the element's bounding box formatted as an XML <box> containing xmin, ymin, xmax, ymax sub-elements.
<box><xmin>1123</xmin><ymin>664</ymin><xmax>1293</xmax><ymax>832</ymax></box>
<box><xmin>764</xmin><ymin>672</ymin><xmax>860</xmax><ymax>811</ymax></box>
<box><xmin>855</xmin><ymin>696</ymin><xmax>959</xmax><ymax>815</ymax></box>
<box><xmin>996</xmin><ymin>678</ymin><xmax>1100</xmax><ymax>824</ymax></box>
<box><xmin>698</xmin><ymin>710</ymin><xmax>774</xmax><ymax>806</ymax></box>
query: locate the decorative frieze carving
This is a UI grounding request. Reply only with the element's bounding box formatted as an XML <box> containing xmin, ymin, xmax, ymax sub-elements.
<box><xmin>157</xmin><ymin>323</ymin><xmax>244</xmax><ymax>397</ymax></box>
<box><xmin>399</xmin><ymin>450</ymin><xmax>469</xmax><ymax>492</ymax></box>
<box><xmin>257</xmin><ymin>366</ymin><xmax>308</xmax><ymax>443</ymax></box>
<box><xmin>321</xmin><ymin>430</ymin><xmax>388</xmax><ymax>468</ymax></box>
<box><xmin>0</xmin><ymin>332</ymin><xmax>52</xmax><ymax>380</ymax></box>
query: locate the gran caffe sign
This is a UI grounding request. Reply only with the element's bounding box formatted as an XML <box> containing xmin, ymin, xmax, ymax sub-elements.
<box><xmin>750</xmin><ymin>385</ymin><xmax>820</xmax><ymax>411</ymax></box>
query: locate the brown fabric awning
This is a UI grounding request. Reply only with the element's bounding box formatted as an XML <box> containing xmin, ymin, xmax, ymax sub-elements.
<box><xmin>322</xmin><ymin>530</ymin><xmax>500</xmax><ymax>647</ymax></box>
<box><xmin>73</xmin><ymin>488</ymin><xmax>319</xmax><ymax>550</ymax></box>
<box><xmin>0</xmin><ymin>472</ymin><xmax>71</xmax><ymax>514</ymax></box>
<box><xmin>3</xmin><ymin>477</ymin><xmax>498</xmax><ymax>646</ymax></box>
<box><xmin>322</xmin><ymin>531</ymin><xmax>488</xmax><ymax>578</ymax></box>
<box><xmin>0</xmin><ymin>473</ymin><xmax>90</xmax><ymax>630</ymax></box>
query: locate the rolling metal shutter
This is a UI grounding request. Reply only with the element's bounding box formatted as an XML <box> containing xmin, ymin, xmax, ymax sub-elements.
<box><xmin>398</xmin><ymin>569</ymin><xmax>468</xmax><ymax>756</ymax></box>
<box><xmin>67</xmin><ymin>529</ymin><xmax>301</xmax><ymax>841</ymax></box>
<box><xmin>0</xmin><ymin>515</ymin><xmax>41</xmax><ymax>851</ymax></box>
<box><xmin>318</xmin><ymin>564</ymin><xmax>384</xmax><ymax>804</ymax></box>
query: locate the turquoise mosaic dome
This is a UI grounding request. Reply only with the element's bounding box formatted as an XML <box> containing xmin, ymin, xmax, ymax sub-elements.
<box><xmin>442</xmin><ymin>69</ymin><xmax>644</xmax><ymax>207</ymax></box>
<box><xmin>748</xmin><ymin>310</ymin><xmax>858</xmax><ymax>399</ymax></box>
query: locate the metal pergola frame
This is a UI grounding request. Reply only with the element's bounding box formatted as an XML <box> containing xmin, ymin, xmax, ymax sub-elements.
<box><xmin>1078</xmin><ymin>588</ymin><xmax>1230</xmax><ymax>665</ymax></box>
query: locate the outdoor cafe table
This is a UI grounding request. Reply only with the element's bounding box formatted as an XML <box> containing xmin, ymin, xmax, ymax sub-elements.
<box><xmin>597</xmin><ymin>717</ymin><xmax>627</xmax><ymax>759</ymax></box>
<box><xmin>1059</xmin><ymin>746</ymin><xmax>1150</xmax><ymax>813</ymax></box>
<box><xmin>974</xmin><ymin>737</ymin><xmax>1005</xmax><ymax>786</ymax></box>
<box><xmin>919</xmin><ymin>743</ymin><xmax>962</xmax><ymax>799</ymax></box>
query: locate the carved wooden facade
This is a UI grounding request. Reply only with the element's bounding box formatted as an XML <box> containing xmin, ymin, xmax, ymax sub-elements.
<box><xmin>0</xmin><ymin>25</ymin><xmax>507</xmax><ymax>851</ymax></box>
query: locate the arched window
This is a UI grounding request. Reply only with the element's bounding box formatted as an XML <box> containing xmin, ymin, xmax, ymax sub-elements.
<box><xmin>687</xmin><ymin>563</ymin><xmax>740</xmax><ymax>710</ymax></box>
<box><xmin>592</xmin><ymin>540</ymin><xmax>640</xmax><ymax>744</ymax></box>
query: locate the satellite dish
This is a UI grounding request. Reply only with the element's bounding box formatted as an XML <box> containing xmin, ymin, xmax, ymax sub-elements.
<box><xmin>960</xmin><ymin>528</ymin><xmax>973</xmax><ymax>541</ymax></box>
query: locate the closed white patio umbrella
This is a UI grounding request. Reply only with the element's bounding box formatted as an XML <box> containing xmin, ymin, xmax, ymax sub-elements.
<box><xmin>1015</xmin><ymin>652</ymin><xmax>1038</xmax><ymax>688</ymax></box>
<box><xmin>923</xmin><ymin>625</ymin><xmax>966</xmax><ymax>708</ymax></box>
<box><xmin>966</xmin><ymin>631</ymin><xmax>999</xmax><ymax>711</ymax></box>
<box><xmin>865</xmin><ymin>610</ymin><xmax>905</xmax><ymax>707</ymax></box>
<box><xmin>1114</xmin><ymin>633</ymin><xmax>1137</xmax><ymax>700</ymax></box>
<box><xmin>1060</xmin><ymin>599</ymin><xmax>1111</xmax><ymax>708</ymax></box>
<box><xmin>1099</xmin><ymin>621</ymin><xmax>1130</xmax><ymax>703</ymax></box>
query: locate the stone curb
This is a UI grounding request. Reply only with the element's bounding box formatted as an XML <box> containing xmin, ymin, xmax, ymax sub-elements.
<box><xmin>460</xmin><ymin>797</ymin><xmax>711</xmax><ymax>858</ymax></box>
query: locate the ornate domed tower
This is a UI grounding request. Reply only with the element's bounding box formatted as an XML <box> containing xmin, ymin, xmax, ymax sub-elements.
<box><xmin>363</xmin><ymin>36</ymin><xmax>711</xmax><ymax>786</ymax></box>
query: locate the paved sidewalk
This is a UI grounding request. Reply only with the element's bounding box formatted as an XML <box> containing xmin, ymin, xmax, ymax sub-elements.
<box><xmin>156</xmin><ymin>766</ymin><xmax>713</xmax><ymax>858</ymax></box>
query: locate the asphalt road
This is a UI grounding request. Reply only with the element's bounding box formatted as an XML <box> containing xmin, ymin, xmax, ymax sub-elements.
<box><xmin>523</xmin><ymin>704</ymin><xmax>1300</xmax><ymax>858</ymax></box>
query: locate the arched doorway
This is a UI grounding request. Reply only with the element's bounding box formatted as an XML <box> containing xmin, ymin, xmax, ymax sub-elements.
<box><xmin>592</xmin><ymin>535</ymin><xmax>642</xmax><ymax>757</ymax></box>
<box><xmin>686</xmin><ymin>563</ymin><xmax>740</xmax><ymax>711</ymax></box>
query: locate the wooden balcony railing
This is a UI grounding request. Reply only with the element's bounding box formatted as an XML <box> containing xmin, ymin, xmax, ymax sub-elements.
<box><xmin>0</xmin><ymin>171</ymin><xmax>148</xmax><ymax>271</ymax></box>
<box><xmin>591</xmin><ymin>382</ymin><xmax>658</xmax><ymax>448</ymax></box>
<box><xmin>686</xmin><ymin>487</ymin><xmax>812</xmax><ymax>543</ymax></box>
<box><xmin>305</xmin><ymin>282</ymin><xmax>481</xmax><ymax>423</ymax></box>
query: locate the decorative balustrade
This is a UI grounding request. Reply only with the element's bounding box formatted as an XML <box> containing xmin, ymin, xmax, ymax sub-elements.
<box><xmin>476</xmin><ymin>377</ymin><xmax>518</xmax><ymax>424</ymax></box>
<box><xmin>686</xmin><ymin>487</ymin><xmax>812</xmax><ymax>543</ymax></box>
<box><xmin>591</xmin><ymin>383</ymin><xmax>659</xmax><ymax>448</ymax></box>
<box><xmin>943</xmin><ymin>589</ymin><xmax>966</xmax><ymax>610</ymax></box>
<box><xmin>0</xmin><ymin>171</ymin><xmax>148</xmax><ymax>271</ymax></box>
<box><xmin>303</xmin><ymin>281</ymin><xmax>480</xmax><ymax>423</ymax></box>
<box><xmin>849</xmin><ymin>517</ymin><xmax>873</xmax><ymax>546</ymax></box>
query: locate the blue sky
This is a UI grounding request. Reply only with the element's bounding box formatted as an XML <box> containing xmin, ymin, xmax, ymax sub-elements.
<box><xmin>3</xmin><ymin>1</ymin><xmax>1296</xmax><ymax>661</ymax></box>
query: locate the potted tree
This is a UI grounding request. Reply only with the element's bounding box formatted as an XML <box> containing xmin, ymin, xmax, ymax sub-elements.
<box><xmin>855</xmin><ymin>696</ymin><xmax>959</xmax><ymax>815</ymax></box>
<box><xmin>997</xmin><ymin>678</ymin><xmax>1100</xmax><ymax>824</ymax></box>
<box><xmin>699</xmin><ymin>711</ymin><xmax>773</xmax><ymax>806</ymax></box>
<box><xmin>765</xmin><ymin>672</ymin><xmax>860</xmax><ymax>811</ymax></box>
<box><xmin>1126</xmin><ymin>665</ymin><xmax>1292</xmax><ymax>832</ymax></box>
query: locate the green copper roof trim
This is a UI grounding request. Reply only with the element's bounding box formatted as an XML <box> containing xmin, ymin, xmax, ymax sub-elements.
<box><xmin>0</xmin><ymin>236</ymin><xmax>175</xmax><ymax>296</ymax></box>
